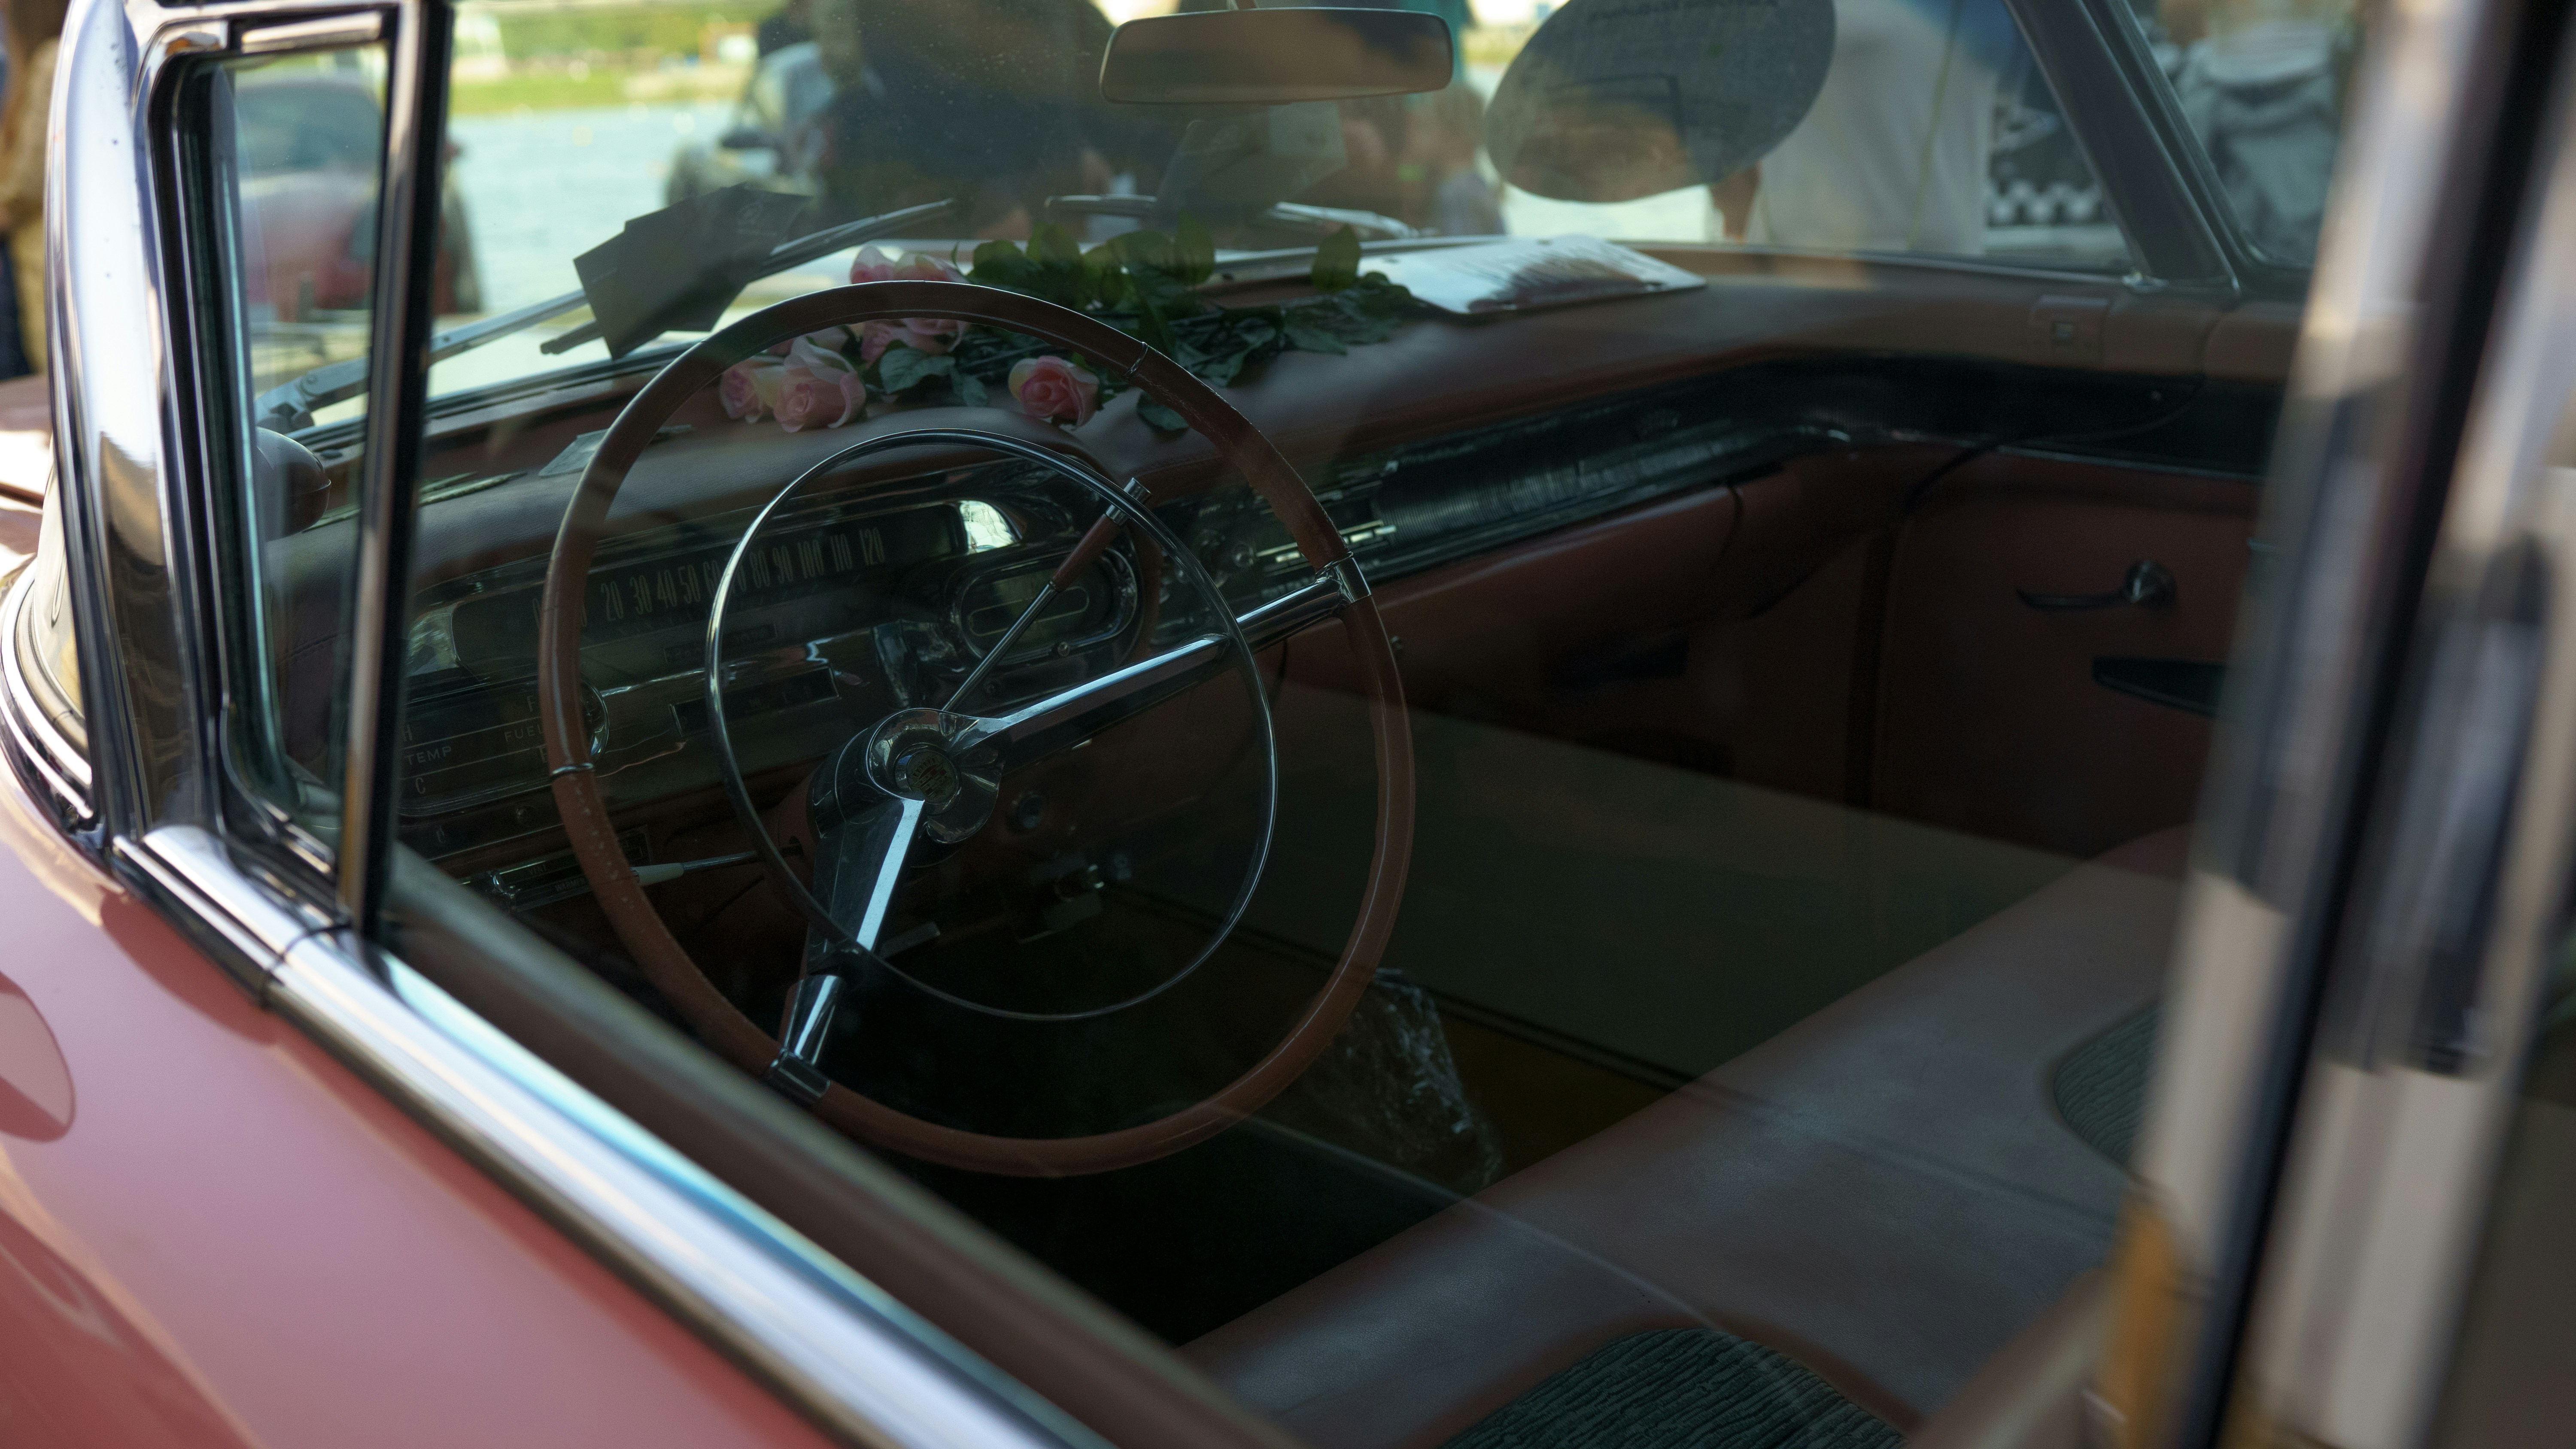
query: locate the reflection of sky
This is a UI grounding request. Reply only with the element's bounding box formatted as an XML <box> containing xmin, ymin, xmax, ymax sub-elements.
<box><xmin>448</xmin><ymin>100</ymin><xmax>738</xmax><ymax>314</ymax></box>
<box><xmin>435</xmin><ymin>98</ymin><xmax>850</xmax><ymax>398</ymax></box>
<box><xmin>427</xmin><ymin>79</ymin><xmax>1713</xmax><ymax>399</ymax></box>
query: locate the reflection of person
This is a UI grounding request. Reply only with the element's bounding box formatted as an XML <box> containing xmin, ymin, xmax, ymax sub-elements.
<box><xmin>2164</xmin><ymin>0</ymin><xmax>2353</xmax><ymax>264</ymax></box>
<box><xmin>1180</xmin><ymin>0</ymin><xmax>1490</xmax><ymax>236</ymax></box>
<box><xmin>757</xmin><ymin>0</ymin><xmax>815</xmax><ymax>56</ymax></box>
<box><xmin>1403</xmin><ymin>84</ymin><xmax>1501</xmax><ymax>236</ymax></box>
<box><xmin>807</xmin><ymin>0</ymin><xmax>1122</xmax><ymax>238</ymax></box>
<box><xmin>0</xmin><ymin>0</ymin><xmax>64</xmax><ymax>371</ymax></box>
<box><xmin>1710</xmin><ymin>0</ymin><xmax>2014</xmax><ymax>255</ymax></box>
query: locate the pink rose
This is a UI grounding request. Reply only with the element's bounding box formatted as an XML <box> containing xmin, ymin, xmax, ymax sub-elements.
<box><xmin>849</xmin><ymin>247</ymin><xmax>964</xmax><ymax>286</ymax></box>
<box><xmin>1008</xmin><ymin>355</ymin><xmax>1100</xmax><ymax>427</ymax></box>
<box><xmin>847</xmin><ymin>250</ymin><xmax>967</xmax><ymax>350</ymax></box>
<box><xmin>772</xmin><ymin>339</ymin><xmax>866</xmax><ymax>432</ymax></box>
<box><xmin>898</xmin><ymin>253</ymin><xmax>966</xmax><ymax>284</ymax></box>
<box><xmin>766</xmin><ymin>328</ymin><xmax>846</xmax><ymax>358</ymax></box>
<box><xmin>900</xmin><ymin>316</ymin><xmax>967</xmax><ymax>354</ymax></box>
<box><xmin>848</xmin><ymin>246</ymin><xmax>903</xmax><ymax>285</ymax></box>
<box><xmin>720</xmin><ymin>358</ymin><xmax>784</xmax><ymax>421</ymax></box>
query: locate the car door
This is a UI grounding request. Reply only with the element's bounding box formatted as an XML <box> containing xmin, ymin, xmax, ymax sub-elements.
<box><xmin>6</xmin><ymin>4</ymin><xmax>2559</xmax><ymax>1449</ymax></box>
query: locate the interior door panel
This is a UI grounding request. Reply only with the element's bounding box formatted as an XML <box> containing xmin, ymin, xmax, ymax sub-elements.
<box><xmin>1867</xmin><ymin>455</ymin><xmax>2258</xmax><ymax>858</ymax></box>
<box><xmin>1289</xmin><ymin>437</ymin><xmax>2254</xmax><ymax>870</ymax></box>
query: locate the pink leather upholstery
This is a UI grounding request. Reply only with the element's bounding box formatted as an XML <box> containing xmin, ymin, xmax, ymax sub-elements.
<box><xmin>1186</xmin><ymin>828</ymin><xmax>2191</xmax><ymax>1449</ymax></box>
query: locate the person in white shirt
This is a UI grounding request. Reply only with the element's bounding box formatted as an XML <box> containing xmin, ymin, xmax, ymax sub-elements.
<box><xmin>1712</xmin><ymin>0</ymin><xmax>2010</xmax><ymax>256</ymax></box>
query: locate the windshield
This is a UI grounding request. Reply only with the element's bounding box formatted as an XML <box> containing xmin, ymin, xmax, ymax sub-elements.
<box><xmin>373</xmin><ymin>0</ymin><xmax>2132</xmax><ymax>409</ymax></box>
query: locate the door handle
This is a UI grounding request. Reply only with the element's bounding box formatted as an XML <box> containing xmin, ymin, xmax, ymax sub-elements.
<box><xmin>2017</xmin><ymin>560</ymin><xmax>2178</xmax><ymax>612</ymax></box>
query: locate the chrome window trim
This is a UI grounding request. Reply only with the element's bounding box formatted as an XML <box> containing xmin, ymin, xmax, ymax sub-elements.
<box><xmin>1</xmin><ymin>566</ymin><xmax>94</xmax><ymax>823</ymax></box>
<box><xmin>2079</xmin><ymin>0</ymin><xmax>2318</xmax><ymax>297</ymax></box>
<box><xmin>2001</xmin><ymin>0</ymin><xmax>2236</xmax><ymax>288</ymax></box>
<box><xmin>334</xmin><ymin>0</ymin><xmax>448</xmax><ymax>934</ymax></box>
<box><xmin>119</xmin><ymin>822</ymin><xmax>1090</xmax><ymax>1449</ymax></box>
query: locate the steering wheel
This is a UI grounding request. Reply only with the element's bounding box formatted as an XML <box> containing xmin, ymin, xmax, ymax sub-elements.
<box><xmin>538</xmin><ymin>280</ymin><xmax>1414</xmax><ymax>1176</ymax></box>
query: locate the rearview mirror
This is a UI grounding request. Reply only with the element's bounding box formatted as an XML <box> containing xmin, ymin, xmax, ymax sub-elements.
<box><xmin>1100</xmin><ymin>8</ymin><xmax>1454</xmax><ymax>106</ymax></box>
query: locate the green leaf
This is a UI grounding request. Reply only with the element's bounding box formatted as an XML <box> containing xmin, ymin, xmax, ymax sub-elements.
<box><xmin>878</xmin><ymin>346</ymin><xmax>955</xmax><ymax>394</ymax></box>
<box><xmin>1129</xmin><ymin>266</ymin><xmax>1205</xmax><ymax>319</ymax></box>
<box><xmin>1081</xmin><ymin>243</ymin><xmax>1133</xmax><ymax>309</ymax></box>
<box><xmin>1137</xmin><ymin>398</ymin><xmax>1188</xmax><ymax>433</ymax></box>
<box><xmin>954</xmin><ymin>371</ymin><xmax>988</xmax><ymax>409</ymax></box>
<box><xmin>1030</xmin><ymin>221</ymin><xmax>1084</xmax><ymax>268</ymax></box>
<box><xmin>969</xmin><ymin>240</ymin><xmax>1044</xmax><ymax>296</ymax></box>
<box><xmin>1109</xmin><ymin>228</ymin><xmax>1177</xmax><ymax>275</ymax></box>
<box><xmin>1312</xmin><ymin>225</ymin><xmax>1361</xmax><ymax>292</ymax></box>
<box><xmin>1132</xmin><ymin>288</ymin><xmax>1179</xmax><ymax>358</ymax></box>
<box><xmin>1284</xmin><ymin>320</ymin><xmax>1347</xmax><ymax>355</ymax></box>
<box><xmin>1176</xmin><ymin>213</ymin><xmax>1216</xmax><ymax>285</ymax></box>
<box><xmin>1195</xmin><ymin>345</ymin><xmax>1256</xmax><ymax>388</ymax></box>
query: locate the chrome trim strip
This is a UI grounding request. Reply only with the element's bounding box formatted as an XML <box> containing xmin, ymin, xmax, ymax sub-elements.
<box><xmin>116</xmin><ymin>825</ymin><xmax>324</xmax><ymax>991</ymax></box>
<box><xmin>131</xmin><ymin>824</ymin><xmax>323</xmax><ymax>956</ymax></box>
<box><xmin>236</xmin><ymin>10</ymin><xmax>378</xmax><ymax>51</ymax></box>
<box><xmin>0</xmin><ymin>567</ymin><xmax>93</xmax><ymax>818</ymax></box>
<box><xmin>269</xmin><ymin>932</ymin><xmax>1092</xmax><ymax>1449</ymax></box>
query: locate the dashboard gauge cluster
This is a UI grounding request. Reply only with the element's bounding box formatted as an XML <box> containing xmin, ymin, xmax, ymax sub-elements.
<box><xmin>392</xmin><ymin>482</ymin><xmax>1147</xmax><ymax>863</ymax></box>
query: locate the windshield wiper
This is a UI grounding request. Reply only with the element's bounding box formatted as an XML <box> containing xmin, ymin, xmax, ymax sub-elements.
<box><xmin>254</xmin><ymin>288</ymin><xmax>586</xmax><ymax>432</ymax></box>
<box><xmin>253</xmin><ymin>197</ymin><xmax>961</xmax><ymax>432</ymax></box>
<box><xmin>538</xmin><ymin>197</ymin><xmax>961</xmax><ymax>358</ymax></box>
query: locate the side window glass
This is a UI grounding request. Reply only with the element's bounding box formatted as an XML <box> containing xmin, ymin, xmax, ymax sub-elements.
<box><xmin>192</xmin><ymin>42</ymin><xmax>391</xmax><ymax>851</ymax></box>
<box><xmin>1479</xmin><ymin>0</ymin><xmax>2134</xmax><ymax>269</ymax></box>
<box><xmin>2135</xmin><ymin>0</ymin><xmax>2362</xmax><ymax>265</ymax></box>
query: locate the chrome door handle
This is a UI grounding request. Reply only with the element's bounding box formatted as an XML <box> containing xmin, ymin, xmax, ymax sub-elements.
<box><xmin>2017</xmin><ymin>560</ymin><xmax>2178</xmax><ymax>612</ymax></box>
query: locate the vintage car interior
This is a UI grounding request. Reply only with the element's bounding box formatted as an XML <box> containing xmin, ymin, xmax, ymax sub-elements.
<box><xmin>5</xmin><ymin>0</ymin><xmax>2351</xmax><ymax>1442</ymax></box>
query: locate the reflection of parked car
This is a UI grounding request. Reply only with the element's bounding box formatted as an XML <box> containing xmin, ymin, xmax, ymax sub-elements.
<box><xmin>236</xmin><ymin>75</ymin><xmax>481</xmax><ymax>320</ymax></box>
<box><xmin>666</xmin><ymin>41</ymin><xmax>835</xmax><ymax>206</ymax></box>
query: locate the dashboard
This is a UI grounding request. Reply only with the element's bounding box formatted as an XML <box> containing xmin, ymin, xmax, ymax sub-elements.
<box><xmin>361</xmin><ymin>345</ymin><xmax>2220</xmax><ymax>891</ymax></box>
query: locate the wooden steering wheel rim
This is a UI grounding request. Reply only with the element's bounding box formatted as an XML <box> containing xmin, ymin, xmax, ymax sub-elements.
<box><xmin>536</xmin><ymin>280</ymin><xmax>1416</xmax><ymax>1176</ymax></box>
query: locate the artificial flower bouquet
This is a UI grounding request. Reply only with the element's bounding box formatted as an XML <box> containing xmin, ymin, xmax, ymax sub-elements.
<box><xmin>718</xmin><ymin>221</ymin><xmax>1417</xmax><ymax>435</ymax></box>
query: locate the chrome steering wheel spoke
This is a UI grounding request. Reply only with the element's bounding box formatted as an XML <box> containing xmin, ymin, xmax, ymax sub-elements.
<box><xmin>705</xmin><ymin>425</ymin><xmax>1360</xmax><ymax>1036</ymax></box>
<box><xmin>767</xmin><ymin>765</ymin><xmax>928</xmax><ymax>1104</ymax></box>
<box><xmin>953</xmin><ymin>559</ymin><xmax>1368</xmax><ymax>777</ymax></box>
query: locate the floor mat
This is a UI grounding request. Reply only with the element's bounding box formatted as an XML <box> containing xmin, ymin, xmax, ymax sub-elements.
<box><xmin>1443</xmin><ymin>1328</ymin><xmax>1902</xmax><ymax>1449</ymax></box>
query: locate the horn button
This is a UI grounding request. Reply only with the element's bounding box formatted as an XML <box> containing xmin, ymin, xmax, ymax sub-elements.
<box><xmin>858</xmin><ymin>707</ymin><xmax>1002</xmax><ymax>844</ymax></box>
